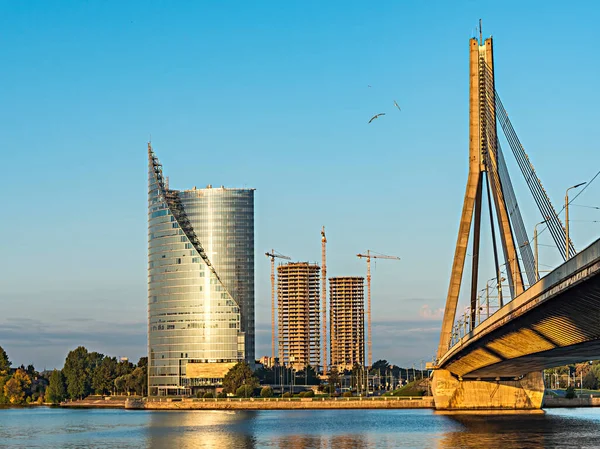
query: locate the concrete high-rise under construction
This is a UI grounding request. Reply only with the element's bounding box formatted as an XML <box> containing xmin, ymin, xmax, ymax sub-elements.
<box><xmin>329</xmin><ymin>277</ymin><xmax>365</xmax><ymax>371</ymax></box>
<box><xmin>277</xmin><ymin>262</ymin><xmax>320</xmax><ymax>369</ymax></box>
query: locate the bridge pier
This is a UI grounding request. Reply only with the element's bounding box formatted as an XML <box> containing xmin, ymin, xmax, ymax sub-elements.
<box><xmin>431</xmin><ymin>369</ymin><xmax>544</xmax><ymax>410</ymax></box>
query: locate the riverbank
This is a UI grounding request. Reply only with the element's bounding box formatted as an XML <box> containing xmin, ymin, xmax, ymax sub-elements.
<box><xmin>125</xmin><ymin>396</ymin><xmax>435</xmax><ymax>410</ymax></box>
<box><xmin>61</xmin><ymin>395</ymin><xmax>134</xmax><ymax>409</ymax></box>
<box><xmin>60</xmin><ymin>395</ymin><xmax>600</xmax><ymax>410</ymax></box>
<box><xmin>544</xmin><ymin>397</ymin><xmax>600</xmax><ymax>407</ymax></box>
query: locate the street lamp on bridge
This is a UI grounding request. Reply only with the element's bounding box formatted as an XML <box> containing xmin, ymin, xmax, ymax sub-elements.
<box><xmin>565</xmin><ymin>182</ymin><xmax>586</xmax><ymax>260</ymax></box>
<box><xmin>534</xmin><ymin>219</ymin><xmax>549</xmax><ymax>282</ymax></box>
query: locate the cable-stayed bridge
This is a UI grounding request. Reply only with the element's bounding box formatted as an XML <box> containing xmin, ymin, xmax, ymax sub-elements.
<box><xmin>430</xmin><ymin>34</ymin><xmax>600</xmax><ymax>410</ymax></box>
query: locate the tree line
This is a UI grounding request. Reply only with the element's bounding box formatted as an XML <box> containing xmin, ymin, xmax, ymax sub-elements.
<box><xmin>545</xmin><ymin>361</ymin><xmax>600</xmax><ymax>390</ymax></box>
<box><xmin>219</xmin><ymin>359</ymin><xmax>423</xmax><ymax>398</ymax></box>
<box><xmin>0</xmin><ymin>345</ymin><xmax>147</xmax><ymax>405</ymax></box>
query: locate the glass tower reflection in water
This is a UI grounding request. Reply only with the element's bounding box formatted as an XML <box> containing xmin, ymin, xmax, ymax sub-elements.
<box><xmin>148</xmin><ymin>144</ymin><xmax>255</xmax><ymax>396</ymax></box>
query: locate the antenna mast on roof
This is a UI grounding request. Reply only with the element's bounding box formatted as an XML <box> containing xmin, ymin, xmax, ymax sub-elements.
<box><xmin>479</xmin><ymin>19</ymin><xmax>482</xmax><ymax>45</ymax></box>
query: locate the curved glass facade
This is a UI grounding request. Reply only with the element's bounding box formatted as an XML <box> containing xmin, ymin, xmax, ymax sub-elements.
<box><xmin>148</xmin><ymin>145</ymin><xmax>254</xmax><ymax>396</ymax></box>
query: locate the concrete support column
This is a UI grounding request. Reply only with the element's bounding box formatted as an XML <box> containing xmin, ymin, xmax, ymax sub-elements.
<box><xmin>431</xmin><ymin>369</ymin><xmax>544</xmax><ymax>410</ymax></box>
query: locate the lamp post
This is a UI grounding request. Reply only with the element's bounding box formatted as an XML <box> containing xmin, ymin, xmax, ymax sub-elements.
<box><xmin>534</xmin><ymin>219</ymin><xmax>548</xmax><ymax>282</ymax></box>
<box><xmin>484</xmin><ymin>276</ymin><xmax>505</xmax><ymax>317</ymax></box>
<box><xmin>566</xmin><ymin>182</ymin><xmax>586</xmax><ymax>259</ymax></box>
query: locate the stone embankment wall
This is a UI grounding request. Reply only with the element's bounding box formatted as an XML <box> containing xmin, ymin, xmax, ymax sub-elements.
<box><xmin>61</xmin><ymin>396</ymin><xmax>137</xmax><ymax>408</ymax></box>
<box><xmin>126</xmin><ymin>397</ymin><xmax>434</xmax><ymax>410</ymax></box>
<box><xmin>544</xmin><ymin>397</ymin><xmax>600</xmax><ymax>408</ymax></box>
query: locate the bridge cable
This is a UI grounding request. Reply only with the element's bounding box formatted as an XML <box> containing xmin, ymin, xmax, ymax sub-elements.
<box><xmin>495</xmin><ymin>94</ymin><xmax>571</xmax><ymax>259</ymax></box>
<box><xmin>493</xmin><ymin>84</ymin><xmax>573</xmax><ymax>260</ymax></box>
<box><xmin>496</xmin><ymin>139</ymin><xmax>537</xmax><ymax>286</ymax></box>
<box><xmin>484</xmin><ymin>170</ymin><xmax>504</xmax><ymax>307</ymax></box>
<box><xmin>479</xmin><ymin>65</ymin><xmax>536</xmax><ymax>286</ymax></box>
<box><xmin>534</xmin><ymin>169</ymin><xmax>600</xmax><ymax>244</ymax></box>
<box><xmin>486</xmin><ymin>64</ymin><xmax>569</xmax><ymax>259</ymax></box>
<box><xmin>480</xmin><ymin>59</ymin><xmax>523</xmax><ymax>298</ymax></box>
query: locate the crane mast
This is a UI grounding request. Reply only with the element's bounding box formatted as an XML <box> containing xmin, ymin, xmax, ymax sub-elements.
<box><xmin>321</xmin><ymin>226</ymin><xmax>327</xmax><ymax>374</ymax></box>
<box><xmin>357</xmin><ymin>250</ymin><xmax>400</xmax><ymax>367</ymax></box>
<box><xmin>265</xmin><ymin>249</ymin><xmax>291</xmax><ymax>360</ymax></box>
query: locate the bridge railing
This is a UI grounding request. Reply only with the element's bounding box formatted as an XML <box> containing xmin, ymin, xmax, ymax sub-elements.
<box><xmin>449</xmin><ymin>280</ymin><xmax>538</xmax><ymax>349</ymax></box>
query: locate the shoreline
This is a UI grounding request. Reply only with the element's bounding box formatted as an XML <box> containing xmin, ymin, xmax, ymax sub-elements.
<box><xmin>131</xmin><ymin>397</ymin><xmax>434</xmax><ymax>410</ymax></box>
<box><xmin>55</xmin><ymin>395</ymin><xmax>600</xmax><ymax>411</ymax></box>
<box><xmin>59</xmin><ymin>396</ymin><xmax>434</xmax><ymax>410</ymax></box>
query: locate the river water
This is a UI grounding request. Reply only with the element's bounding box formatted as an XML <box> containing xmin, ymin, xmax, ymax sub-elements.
<box><xmin>1</xmin><ymin>407</ymin><xmax>600</xmax><ymax>448</ymax></box>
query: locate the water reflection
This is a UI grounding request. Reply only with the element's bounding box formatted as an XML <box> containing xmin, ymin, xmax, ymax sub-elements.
<box><xmin>438</xmin><ymin>410</ymin><xmax>600</xmax><ymax>449</ymax></box>
<box><xmin>437</xmin><ymin>413</ymin><xmax>548</xmax><ymax>448</ymax></box>
<box><xmin>4</xmin><ymin>407</ymin><xmax>600</xmax><ymax>448</ymax></box>
<box><xmin>145</xmin><ymin>410</ymin><xmax>257</xmax><ymax>449</ymax></box>
<box><xmin>141</xmin><ymin>409</ymin><xmax>600</xmax><ymax>449</ymax></box>
<box><xmin>330</xmin><ymin>434</ymin><xmax>369</xmax><ymax>449</ymax></box>
<box><xmin>273</xmin><ymin>435</ymin><xmax>324</xmax><ymax>449</ymax></box>
<box><xmin>273</xmin><ymin>434</ymin><xmax>368</xmax><ymax>449</ymax></box>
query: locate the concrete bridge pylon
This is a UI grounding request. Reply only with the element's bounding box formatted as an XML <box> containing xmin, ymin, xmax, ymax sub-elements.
<box><xmin>433</xmin><ymin>33</ymin><xmax>543</xmax><ymax>410</ymax></box>
<box><xmin>432</xmin><ymin>370</ymin><xmax>544</xmax><ymax>410</ymax></box>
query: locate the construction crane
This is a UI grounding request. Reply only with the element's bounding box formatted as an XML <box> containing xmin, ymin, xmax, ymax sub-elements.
<box><xmin>265</xmin><ymin>249</ymin><xmax>291</xmax><ymax>360</ymax></box>
<box><xmin>321</xmin><ymin>226</ymin><xmax>327</xmax><ymax>375</ymax></box>
<box><xmin>357</xmin><ymin>250</ymin><xmax>401</xmax><ymax>367</ymax></box>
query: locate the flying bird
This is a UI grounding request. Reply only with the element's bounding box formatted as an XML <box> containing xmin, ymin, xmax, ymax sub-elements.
<box><xmin>393</xmin><ymin>100</ymin><xmax>401</xmax><ymax>111</ymax></box>
<box><xmin>368</xmin><ymin>113</ymin><xmax>386</xmax><ymax>124</ymax></box>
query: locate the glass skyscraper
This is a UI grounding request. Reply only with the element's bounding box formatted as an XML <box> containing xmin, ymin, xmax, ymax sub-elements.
<box><xmin>147</xmin><ymin>144</ymin><xmax>255</xmax><ymax>396</ymax></box>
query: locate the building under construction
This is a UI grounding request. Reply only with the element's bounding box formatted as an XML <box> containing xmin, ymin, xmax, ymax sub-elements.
<box><xmin>277</xmin><ymin>262</ymin><xmax>320</xmax><ymax>369</ymax></box>
<box><xmin>329</xmin><ymin>277</ymin><xmax>365</xmax><ymax>371</ymax></box>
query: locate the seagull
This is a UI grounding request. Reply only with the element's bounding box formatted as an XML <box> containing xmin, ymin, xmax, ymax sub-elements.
<box><xmin>393</xmin><ymin>100</ymin><xmax>401</xmax><ymax>111</ymax></box>
<box><xmin>368</xmin><ymin>113</ymin><xmax>386</xmax><ymax>123</ymax></box>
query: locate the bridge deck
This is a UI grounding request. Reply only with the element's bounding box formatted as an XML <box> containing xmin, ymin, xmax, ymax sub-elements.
<box><xmin>438</xmin><ymin>238</ymin><xmax>600</xmax><ymax>378</ymax></box>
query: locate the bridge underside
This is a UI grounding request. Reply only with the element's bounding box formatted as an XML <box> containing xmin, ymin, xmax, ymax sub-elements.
<box><xmin>432</xmin><ymin>240</ymin><xmax>600</xmax><ymax>409</ymax></box>
<box><xmin>438</xmin><ymin>239</ymin><xmax>600</xmax><ymax>381</ymax></box>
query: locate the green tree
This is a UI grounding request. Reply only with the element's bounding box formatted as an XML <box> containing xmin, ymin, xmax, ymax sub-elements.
<box><xmin>0</xmin><ymin>346</ymin><xmax>10</xmax><ymax>375</ymax></box>
<box><xmin>4</xmin><ymin>377</ymin><xmax>24</xmax><ymax>404</ymax></box>
<box><xmin>63</xmin><ymin>346</ymin><xmax>90</xmax><ymax>399</ymax></box>
<box><xmin>0</xmin><ymin>376</ymin><xmax>9</xmax><ymax>405</ymax></box>
<box><xmin>351</xmin><ymin>363</ymin><xmax>363</xmax><ymax>392</ymax></box>
<box><xmin>370</xmin><ymin>360</ymin><xmax>390</xmax><ymax>374</ymax></box>
<box><xmin>131</xmin><ymin>367</ymin><xmax>146</xmax><ymax>396</ymax></box>
<box><xmin>114</xmin><ymin>376</ymin><xmax>126</xmax><ymax>395</ymax></box>
<box><xmin>260</xmin><ymin>386</ymin><xmax>274</xmax><ymax>398</ymax></box>
<box><xmin>236</xmin><ymin>384</ymin><xmax>254</xmax><ymax>397</ymax></box>
<box><xmin>591</xmin><ymin>363</ymin><xmax>600</xmax><ymax>386</ymax></box>
<box><xmin>46</xmin><ymin>370</ymin><xmax>66</xmax><ymax>404</ymax></box>
<box><xmin>3</xmin><ymin>369</ymin><xmax>31</xmax><ymax>404</ymax></box>
<box><xmin>92</xmin><ymin>357</ymin><xmax>117</xmax><ymax>395</ymax></box>
<box><xmin>124</xmin><ymin>373</ymin><xmax>136</xmax><ymax>395</ymax></box>
<box><xmin>254</xmin><ymin>366</ymin><xmax>275</xmax><ymax>384</ymax></box>
<box><xmin>137</xmin><ymin>357</ymin><xmax>148</xmax><ymax>369</ymax></box>
<box><xmin>135</xmin><ymin>357</ymin><xmax>148</xmax><ymax>396</ymax></box>
<box><xmin>25</xmin><ymin>364</ymin><xmax>36</xmax><ymax>377</ymax></box>
<box><xmin>296</xmin><ymin>365</ymin><xmax>320</xmax><ymax>385</ymax></box>
<box><xmin>86</xmin><ymin>352</ymin><xmax>105</xmax><ymax>388</ymax></box>
<box><xmin>116</xmin><ymin>360</ymin><xmax>134</xmax><ymax>377</ymax></box>
<box><xmin>583</xmin><ymin>371</ymin><xmax>598</xmax><ymax>390</ymax></box>
<box><xmin>565</xmin><ymin>385</ymin><xmax>577</xmax><ymax>399</ymax></box>
<box><xmin>327</xmin><ymin>366</ymin><xmax>341</xmax><ymax>393</ymax></box>
<box><xmin>222</xmin><ymin>362</ymin><xmax>259</xmax><ymax>394</ymax></box>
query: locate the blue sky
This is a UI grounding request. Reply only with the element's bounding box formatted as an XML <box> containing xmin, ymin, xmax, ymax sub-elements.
<box><xmin>1</xmin><ymin>1</ymin><xmax>599</xmax><ymax>369</ymax></box>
